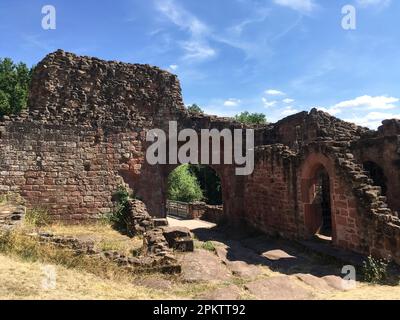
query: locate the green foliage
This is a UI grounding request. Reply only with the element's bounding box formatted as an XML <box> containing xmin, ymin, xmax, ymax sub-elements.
<box><xmin>107</xmin><ymin>185</ymin><xmax>132</xmax><ymax>234</ymax></box>
<box><xmin>168</xmin><ymin>165</ymin><xmax>204</xmax><ymax>203</ymax></box>
<box><xmin>234</xmin><ymin>111</ymin><xmax>267</xmax><ymax>125</ymax></box>
<box><xmin>187</xmin><ymin>104</ymin><xmax>204</xmax><ymax>115</ymax></box>
<box><xmin>0</xmin><ymin>58</ymin><xmax>32</xmax><ymax>117</ymax></box>
<box><xmin>25</xmin><ymin>208</ymin><xmax>51</xmax><ymax>228</ymax></box>
<box><xmin>201</xmin><ymin>241</ymin><xmax>216</xmax><ymax>252</ymax></box>
<box><xmin>190</xmin><ymin>165</ymin><xmax>222</xmax><ymax>205</ymax></box>
<box><xmin>362</xmin><ymin>255</ymin><xmax>388</xmax><ymax>283</ymax></box>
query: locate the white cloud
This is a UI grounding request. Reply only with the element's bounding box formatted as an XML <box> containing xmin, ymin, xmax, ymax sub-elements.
<box><xmin>181</xmin><ymin>40</ymin><xmax>216</xmax><ymax>61</ymax></box>
<box><xmin>223</xmin><ymin>98</ymin><xmax>241</xmax><ymax>107</ymax></box>
<box><xmin>265</xmin><ymin>89</ymin><xmax>285</xmax><ymax>96</ymax></box>
<box><xmin>273</xmin><ymin>0</ymin><xmax>317</xmax><ymax>13</ymax></box>
<box><xmin>320</xmin><ymin>95</ymin><xmax>399</xmax><ymax>115</ymax></box>
<box><xmin>155</xmin><ymin>0</ymin><xmax>216</xmax><ymax>61</ymax></box>
<box><xmin>281</xmin><ymin>106</ymin><xmax>300</xmax><ymax>116</ymax></box>
<box><xmin>345</xmin><ymin>111</ymin><xmax>400</xmax><ymax>129</ymax></box>
<box><xmin>262</xmin><ymin>98</ymin><xmax>277</xmax><ymax>108</ymax></box>
<box><xmin>167</xmin><ymin>64</ymin><xmax>179</xmax><ymax>72</ymax></box>
<box><xmin>283</xmin><ymin>98</ymin><xmax>295</xmax><ymax>104</ymax></box>
<box><xmin>356</xmin><ymin>0</ymin><xmax>391</xmax><ymax>8</ymax></box>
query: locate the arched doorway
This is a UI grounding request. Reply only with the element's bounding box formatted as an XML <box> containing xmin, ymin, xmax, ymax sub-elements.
<box><xmin>363</xmin><ymin>161</ymin><xmax>387</xmax><ymax>196</ymax></box>
<box><xmin>301</xmin><ymin>157</ymin><xmax>334</xmax><ymax>242</ymax></box>
<box><xmin>313</xmin><ymin>167</ymin><xmax>332</xmax><ymax>239</ymax></box>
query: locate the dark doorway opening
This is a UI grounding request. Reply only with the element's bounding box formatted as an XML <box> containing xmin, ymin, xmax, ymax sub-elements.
<box><xmin>313</xmin><ymin>167</ymin><xmax>332</xmax><ymax>240</ymax></box>
<box><xmin>363</xmin><ymin>161</ymin><xmax>387</xmax><ymax>196</ymax></box>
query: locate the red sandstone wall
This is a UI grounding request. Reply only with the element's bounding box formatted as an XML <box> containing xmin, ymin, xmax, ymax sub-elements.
<box><xmin>243</xmin><ymin>146</ymin><xmax>299</xmax><ymax>238</ymax></box>
<box><xmin>0</xmin><ymin>121</ymin><xmax>149</xmax><ymax>220</ymax></box>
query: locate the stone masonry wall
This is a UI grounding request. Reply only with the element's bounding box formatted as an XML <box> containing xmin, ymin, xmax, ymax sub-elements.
<box><xmin>1</xmin><ymin>50</ymin><xmax>400</xmax><ymax>263</ymax></box>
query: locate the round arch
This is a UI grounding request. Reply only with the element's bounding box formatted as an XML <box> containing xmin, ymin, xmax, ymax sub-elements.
<box><xmin>161</xmin><ymin>163</ymin><xmax>226</xmax><ymax>219</ymax></box>
<box><xmin>300</xmin><ymin>152</ymin><xmax>336</xmax><ymax>242</ymax></box>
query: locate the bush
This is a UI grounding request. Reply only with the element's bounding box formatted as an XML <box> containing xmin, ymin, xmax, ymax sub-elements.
<box><xmin>25</xmin><ymin>208</ymin><xmax>51</xmax><ymax>227</ymax></box>
<box><xmin>168</xmin><ymin>165</ymin><xmax>204</xmax><ymax>203</ymax></box>
<box><xmin>362</xmin><ymin>255</ymin><xmax>388</xmax><ymax>283</ymax></box>
<box><xmin>201</xmin><ymin>241</ymin><xmax>216</xmax><ymax>252</ymax></box>
<box><xmin>106</xmin><ymin>185</ymin><xmax>132</xmax><ymax>234</ymax></box>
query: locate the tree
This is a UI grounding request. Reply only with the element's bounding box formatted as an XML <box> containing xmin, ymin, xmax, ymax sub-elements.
<box><xmin>187</xmin><ymin>104</ymin><xmax>204</xmax><ymax>115</ymax></box>
<box><xmin>190</xmin><ymin>165</ymin><xmax>222</xmax><ymax>205</ymax></box>
<box><xmin>167</xmin><ymin>165</ymin><xmax>204</xmax><ymax>203</ymax></box>
<box><xmin>234</xmin><ymin>111</ymin><xmax>267</xmax><ymax>125</ymax></box>
<box><xmin>0</xmin><ymin>58</ymin><xmax>32</xmax><ymax>117</ymax></box>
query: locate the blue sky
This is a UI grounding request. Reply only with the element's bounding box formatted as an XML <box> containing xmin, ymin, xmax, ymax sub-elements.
<box><xmin>1</xmin><ymin>0</ymin><xmax>399</xmax><ymax>128</ymax></box>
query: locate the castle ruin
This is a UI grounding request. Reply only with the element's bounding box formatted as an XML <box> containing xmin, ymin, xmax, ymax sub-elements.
<box><xmin>1</xmin><ymin>50</ymin><xmax>400</xmax><ymax>263</ymax></box>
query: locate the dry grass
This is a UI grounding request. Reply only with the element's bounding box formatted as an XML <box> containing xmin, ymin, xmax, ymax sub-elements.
<box><xmin>45</xmin><ymin>223</ymin><xmax>143</xmax><ymax>255</ymax></box>
<box><xmin>324</xmin><ymin>283</ymin><xmax>400</xmax><ymax>300</ymax></box>
<box><xmin>0</xmin><ymin>254</ymin><xmax>177</xmax><ymax>300</ymax></box>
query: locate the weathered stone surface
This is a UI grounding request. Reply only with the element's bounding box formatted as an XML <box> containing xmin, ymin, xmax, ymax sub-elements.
<box><xmin>0</xmin><ymin>204</ymin><xmax>26</xmax><ymax>230</ymax></box>
<box><xmin>179</xmin><ymin>250</ymin><xmax>232</xmax><ymax>282</ymax></box>
<box><xmin>262</xmin><ymin>249</ymin><xmax>296</xmax><ymax>261</ymax></box>
<box><xmin>322</xmin><ymin>275</ymin><xmax>353</xmax><ymax>291</ymax></box>
<box><xmin>294</xmin><ymin>273</ymin><xmax>335</xmax><ymax>292</ymax></box>
<box><xmin>126</xmin><ymin>199</ymin><xmax>154</xmax><ymax>235</ymax></box>
<box><xmin>245</xmin><ymin>276</ymin><xmax>314</xmax><ymax>300</ymax></box>
<box><xmin>226</xmin><ymin>261</ymin><xmax>262</xmax><ymax>279</ymax></box>
<box><xmin>198</xmin><ymin>285</ymin><xmax>242</xmax><ymax>300</ymax></box>
<box><xmin>162</xmin><ymin>226</ymin><xmax>194</xmax><ymax>252</ymax></box>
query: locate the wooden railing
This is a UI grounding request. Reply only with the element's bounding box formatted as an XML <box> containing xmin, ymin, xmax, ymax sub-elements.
<box><xmin>167</xmin><ymin>200</ymin><xmax>224</xmax><ymax>223</ymax></box>
<box><xmin>166</xmin><ymin>200</ymin><xmax>190</xmax><ymax>218</ymax></box>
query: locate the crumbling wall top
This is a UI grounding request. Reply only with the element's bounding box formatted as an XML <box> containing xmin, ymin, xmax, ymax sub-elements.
<box><xmin>27</xmin><ymin>50</ymin><xmax>186</xmax><ymax>129</ymax></box>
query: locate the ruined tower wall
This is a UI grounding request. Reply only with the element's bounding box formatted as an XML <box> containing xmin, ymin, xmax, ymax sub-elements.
<box><xmin>0</xmin><ymin>50</ymin><xmax>189</xmax><ymax>219</ymax></box>
<box><xmin>0</xmin><ymin>120</ymin><xmax>150</xmax><ymax>221</ymax></box>
<box><xmin>351</xmin><ymin>120</ymin><xmax>400</xmax><ymax>213</ymax></box>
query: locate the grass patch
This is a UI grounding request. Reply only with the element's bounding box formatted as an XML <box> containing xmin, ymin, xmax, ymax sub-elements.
<box><xmin>25</xmin><ymin>208</ymin><xmax>51</xmax><ymax>228</ymax></box>
<box><xmin>362</xmin><ymin>255</ymin><xmax>389</xmax><ymax>284</ymax></box>
<box><xmin>46</xmin><ymin>223</ymin><xmax>143</xmax><ymax>256</ymax></box>
<box><xmin>0</xmin><ymin>253</ymin><xmax>177</xmax><ymax>300</ymax></box>
<box><xmin>0</xmin><ymin>228</ymin><xmax>135</xmax><ymax>282</ymax></box>
<box><xmin>202</xmin><ymin>241</ymin><xmax>216</xmax><ymax>252</ymax></box>
<box><xmin>0</xmin><ymin>192</ymin><xmax>24</xmax><ymax>205</ymax></box>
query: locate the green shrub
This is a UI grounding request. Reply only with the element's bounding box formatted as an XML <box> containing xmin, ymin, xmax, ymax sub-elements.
<box><xmin>201</xmin><ymin>241</ymin><xmax>216</xmax><ymax>252</ymax></box>
<box><xmin>362</xmin><ymin>255</ymin><xmax>388</xmax><ymax>283</ymax></box>
<box><xmin>25</xmin><ymin>208</ymin><xmax>51</xmax><ymax>227</ymax></box>
<box><xmin>106</xmin><ymin>185</ymin><xmax>132</xmax><ymax>235</ymax></box>
<box><xmin>168</xmin><ymin>165</ymin><xmax>203</xmax><ymax>203</ymax></box>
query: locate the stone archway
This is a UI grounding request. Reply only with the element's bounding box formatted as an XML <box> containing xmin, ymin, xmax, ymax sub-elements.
<box><xmin>300</xmin><ymin>153</ymin><xmax>336</xmax><ymax>242</ymax></box>
<box><xmin>163</xmin><ymin>163</ymin><xmax>225</xmax><ymax>220</ymax></box>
